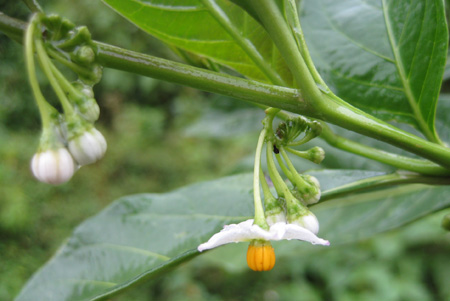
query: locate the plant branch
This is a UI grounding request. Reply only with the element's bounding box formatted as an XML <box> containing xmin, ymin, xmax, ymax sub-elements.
<box><xmin>319</xmin><ymin>122</ymin><xmax>450</xmax><ymax>176</ymax></box>
<box><xmin>244</xmin><ymin>1</ymin><xmax>450</xmax><ymax>169</ymax></box>
<box><xmin>22</xmin><ymin>0</ymin><xmax>44</xmax><ymax>13</ymax></box>
<box><xmin>95</xmin><ymin>42</ymin><xmax>307</xmax><ymax>113</ymax></box>
<box><xmin>317</xmin><ymin>171</ymin><xmax>450</xmax><ymax>203</ymax></box>
<box><xmin>2</xmin><ymin>11</ymin><xmax>450</xmax><ymax>170</ymax></box>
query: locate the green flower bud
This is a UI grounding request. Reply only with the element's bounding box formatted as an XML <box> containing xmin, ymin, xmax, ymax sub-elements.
<box><xmin>73</xmin><ymin>45</ymin><xmax>95</xmax><ymax>65</ymax></box>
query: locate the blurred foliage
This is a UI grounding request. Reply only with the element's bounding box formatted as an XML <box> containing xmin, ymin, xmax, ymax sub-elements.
<box><xmin>0</xmin><ymin>0</ymin><xmax>449</xmax><ymax>300</ymax></box>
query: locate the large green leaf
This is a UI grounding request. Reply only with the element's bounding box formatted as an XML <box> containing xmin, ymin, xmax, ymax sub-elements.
<box><xmin>100</xmin><ymin>0</ymin><xmax>293</xmax><ymax>86</ymax></box>
<box><xmin>300</xmin><ymin>0</ymin><xmax>448</xmax><ymax>142</ymax></box>
<box><xmin>17</xmin><ymin>172</ymin><xmax>450</xmax><ymax>300</ymax></box>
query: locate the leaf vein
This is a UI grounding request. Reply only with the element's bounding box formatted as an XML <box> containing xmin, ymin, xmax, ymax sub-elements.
<box><xmin>320</xmin><ymin>1</ymin><xmax>395</xmax><ymax>63</ymax></box>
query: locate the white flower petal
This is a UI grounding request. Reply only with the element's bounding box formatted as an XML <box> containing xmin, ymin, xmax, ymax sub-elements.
<box><xmin>198</xmin><ymin>219</ymin><xmax>329</xmax><ymax>252</ymax></box>
<box><xmin>282</xmin><ymin>223</ymin><xmax>329</xmax><ymax>245</ymax></box>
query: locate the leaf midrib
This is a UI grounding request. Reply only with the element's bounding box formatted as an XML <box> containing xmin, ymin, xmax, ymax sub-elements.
<box><xmin>381</xmin><ymin>0</ymin><xmax>436</xmax><ymax>142</ymax></box>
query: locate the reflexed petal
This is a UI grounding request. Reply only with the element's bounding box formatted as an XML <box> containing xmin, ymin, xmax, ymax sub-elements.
<box><xmin>198</xmin><ymin>219</ymin><xmax>329</xmax><ymax>252</ymax></box>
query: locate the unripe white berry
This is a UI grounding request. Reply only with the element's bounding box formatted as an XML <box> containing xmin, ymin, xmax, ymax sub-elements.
<box><xmin>31</xmin><ymin>148</ymin><xmax>76</xmax><ymax>185</ymax></box>
<box><xmin>68</xmin><ymin>128</ymin><xmax>107</xmax><ymax>165</ymax></box>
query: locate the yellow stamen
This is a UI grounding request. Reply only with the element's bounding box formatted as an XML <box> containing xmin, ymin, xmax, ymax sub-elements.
<box><xmin>246</xmin><ymin>242</ymin><xmax>276</xmax><ymax>271</ymax></box>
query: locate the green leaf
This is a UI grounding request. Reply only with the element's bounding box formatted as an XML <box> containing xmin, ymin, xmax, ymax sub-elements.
<box><xmin>101</xmin><ymin>0</ymin><xmax>293</xmax><ymax>86</ymax></box>
<box><xmin>17</xmin><ymin>174</ymin><xmax>253</xmax><ymax>301</ymax></box>
<box><xmin>17</xmin><ymin>172</ymin><xmax>450</xmax><ymax>300</ymax></box>
<box><xmin>314</xmin><ymin>183</ymin><xmax>450</xmax><ymax>244</ymax></box>
<box><xmin>300</xmin><ymin>0</ymin><xmax>448</xmax><ymax>142</ymax></box>
<box><xmin>436</xmin><ymin>94</ymin><xmax>450</xmax><ymax>143</ymax></box>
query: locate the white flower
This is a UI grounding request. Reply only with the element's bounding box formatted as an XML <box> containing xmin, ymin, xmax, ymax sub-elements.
<box><xmin>31</xmin><ymin>148</ymin><xmax>76</xmax><ymax>185</ymax></box>
<box><xmin>68</xmin><ymin>128</ymin><xmax>107</xmax><ymax>165</ymax></box>
<box><xmin>198</xmin><ymin>219</ymin><xmax>329</xmax><ymax>252</ymax></box>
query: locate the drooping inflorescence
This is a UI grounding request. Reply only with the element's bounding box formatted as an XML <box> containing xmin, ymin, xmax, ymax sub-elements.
<box><xmin>25</xmin><ymin>13</ymin><xmax>106</xmax><ymax>185</ymax></box>
<box><xmin>198</xmin><ymin>108</ymin><xmax>329</xmax><ymax>271</ymax></box>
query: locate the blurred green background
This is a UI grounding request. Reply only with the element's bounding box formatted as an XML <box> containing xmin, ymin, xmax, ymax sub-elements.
<box><xmin>0</xmin><ymin>1</ymin><xmax>449</xmax><ymax>300</ymax></box>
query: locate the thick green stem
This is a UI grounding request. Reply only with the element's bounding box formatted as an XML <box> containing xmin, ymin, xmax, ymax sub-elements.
<box><xmin>247</xmin><ymin>0</ymin><xmax>322</xmax><ymax>103</ymax></box>
<box><xmin>96</xmin><ymin>42</ymin><xmax>306</xmax><ymax>113</ymax></box>
<box><xmin>247</xmin><ymin>1</ymin><xmax>450</xmax><ymax>169</ymax></box>
<box><xmin>319</xmin><ymin>95</ymin><xmax>450</xmax><ymax>169</ymax></box>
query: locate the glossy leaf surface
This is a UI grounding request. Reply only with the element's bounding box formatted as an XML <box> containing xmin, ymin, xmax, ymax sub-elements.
<box><xmin>101</xmin><ymin>0</ymin><xmax>293</xmax><ymax>86</ymax></box>
<box><xmin>300</xmin><ymin>0</ymin><xmax>448</xmax><ymax>141</ymax></box>
<box><xmin>17</xmin><ymin>172</ymin><xmax>450</xmax><ymax>300</ymax></box>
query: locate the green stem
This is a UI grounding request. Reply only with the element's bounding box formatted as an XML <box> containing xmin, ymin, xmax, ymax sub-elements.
<box><xmin>46</xmin><ymin>47</ymin><xmax>94</xmax><ymax>79</ymax></box>
<box><xmin>318</xmin><ymin>172</ymin><xmax>450</xmax><ymax>203</ymax></box>
<box><xmin>246</xmin><ymin>1</ymin><xmax>450</xmax><ymax>169</ymax></box>
<box><xmin>24</xmin><ymin>14</ymin><xmax>51</xmax><ymax>129</ymax></box>
<box><xmin>253</xmin><ymin>129</ymin><xmax>269</xmax><ymax>230</ymax></box>
<box><xmin>279</xmin><ymin>146</ymin><xmax>309</xmax><ymax>188</ymax></box>
<box><xmin>275</xmin><ymin>153</ymin><xmax>293</xmax><ymax>179</ymax></box>
<box><xmin>49</xmin><ymin>62</ymin><xmax>84</xmax><ymax>101</ymax></box>
<box><xmin>247</xmin><ymin>0</ymin><xmax>322</xmax><ymax>102</ymax></box>
<box><xmin>0</xmin><ymin>12</ymin><xmax>27</xmax><ymax>43</ymax></box>
<box><xmin>320</xmin><ymin>122</ymin><xmax>450</xmax><ymax>176</ymax></box>
<box><xmin>319</xmin><ymin>94</ymin><xmax>450</xmax><ymax>169</ymax></box>
<box><xmin>259</xmin><ymin>167</ymin><xmax>275</xmax><ymax>200</ymax></box>
<box><xmin>266</xmin><ymin>140</ymin><xmax>286</xmax><ymax>196</ymax></box>
<box><xmin>96</xmin><ymin>42</ymin><xmax>306</xmax><ymax>113</ymax></box>
<box><xmin>22</xmin><ymin>0</ymin><xmax>44</xmax><ymax>13</ymax></box>
<box><xmin>35</xmin><ymin>37</ymin><xmax>74</xmax><ymax>115</ymax></box>
<box><xmin>284</xmin><ymin>0</ymin><xmax>329</xmax><ymax>91</ymax></box>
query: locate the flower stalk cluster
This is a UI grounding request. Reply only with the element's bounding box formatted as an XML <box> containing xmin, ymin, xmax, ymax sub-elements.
<box><xmin>198</xmin><ymin>108</ymin><xmax>329</xmax><ymax>271</ymax></box>
<box><xmin>25</xmin><ymin>13</ymin><xmax>106</xmax><ymax>185</ymax></box>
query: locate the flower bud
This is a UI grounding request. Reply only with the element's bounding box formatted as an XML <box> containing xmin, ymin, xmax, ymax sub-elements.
<box><xmin>68</xmin><ymin>128</ymin><xmax>107</xmax><ymax>165</ymax></box>
<box><xmin>290</xmin><ymin>211</ymin><xmax>319</xmax><ymax>234</ymax></box>
<box><xmin>77</xmin><ymin>97</ymin><xmax>100</xmax><ymax>122</ymax></box>
<box><xmin>74</xmin><ymin>45</ymin><xmax>95</xmax><ymax>65</ymax></box>
<box><xmin>307</xmin><ymin>146</ymin><xmax>325</xmax><ymax>164</ymax></box>
<box><xmin>31</xmin><ymin>148</ymin><xmax>76</xmax><ymax>185</ymax></box>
